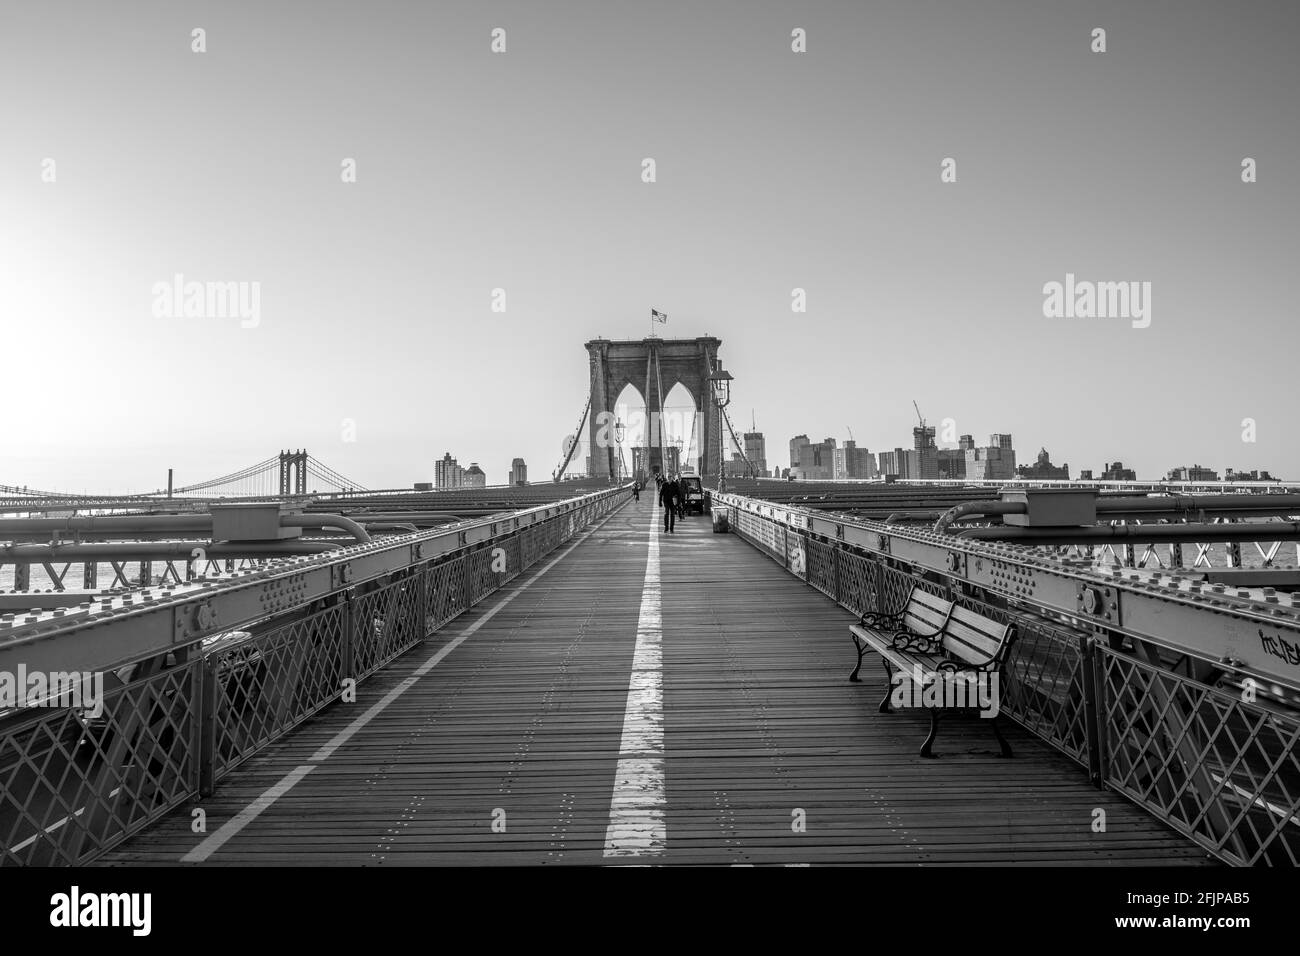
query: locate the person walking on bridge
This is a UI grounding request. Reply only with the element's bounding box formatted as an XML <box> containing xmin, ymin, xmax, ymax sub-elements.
<box><xmin>659</xmin><ymin>475</ymin><xmax>680</xmax><ymax>533</ymax></box>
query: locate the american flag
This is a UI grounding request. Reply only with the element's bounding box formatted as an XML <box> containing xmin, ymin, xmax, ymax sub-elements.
<box><xmin>650</xmin><ymin>309</ymin><xmax>667</xmax><ymax>323</ymax></box>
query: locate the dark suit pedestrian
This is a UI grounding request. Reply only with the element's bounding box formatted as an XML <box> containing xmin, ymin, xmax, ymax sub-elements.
<box><xmin>659</xmin><ymin>478</ymin><xmax>680</xmax><ymax>533</ymax></box>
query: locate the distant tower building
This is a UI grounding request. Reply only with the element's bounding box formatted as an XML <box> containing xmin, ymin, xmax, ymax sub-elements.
<box><xmin>965</xmin><ymin>433</ymin><xmax>1017</xmax><ymax>480</ymax></box>
<box><xmin>937</xmin><ymin>447</ymin><xmax>966</xmax><ymax>479</ymax></box>
<box><xmin>834</xmin><ymin>440</ymin><xmax>877</xmax><ymax>479</ymax></box>
<box><xmin>798</xmin><ymin>437</ymin><xmax>837</xmax><ymax>480</ymax></box>
<box><xmin>435</xmin><ymin>452</ymin><xmax>464</xmax><ymax>489</ymax></box>
<box><xmin>509</xmin><ymin>458</ymin><xmax>528</xmax><ymax>486</ymax></box>
<box><xmin>743</xmin><ymin>430</ymin><xmax>768</xmax><ymax>478</ymax></box>
<box><xmin>912</xmin><ymin>425</ymin><xmax>938</xmax><ymax>479</ymax></box>
<box><xmin>464</xmin><ymin>463</ymin><xmax>487</xmax><ymax>488</ymax></box>
<box><xmin>877</xmin><ymin>447</ymin><xmax>909</xmax><ymax>479</ymax></box>
<box><xmin>833</xmin><ymin>444</ymin><xmax>850</xmax><ymax>479</ymax></box>
<box><xmin>789</xmin><ymin>434</ymin><xmax>810</xmax><ymax>469</ymax></box>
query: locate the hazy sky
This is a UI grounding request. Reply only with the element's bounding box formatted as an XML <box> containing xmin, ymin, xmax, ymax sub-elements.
<box><xmin>2</xmin><ymin>0</ymin><xmax>1296</xmax><ymax>491</ymax></box>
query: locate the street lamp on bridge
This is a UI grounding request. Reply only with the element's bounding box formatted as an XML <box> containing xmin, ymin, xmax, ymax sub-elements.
<box><xmin>614</xmin><ymin>419</ymin><xmax>625</xmax><ymax>483</ymax></box>
<box><xmin>708</xmin><ymin>364</ymin><xmax>733</xmax><ymax>493</ymax></box>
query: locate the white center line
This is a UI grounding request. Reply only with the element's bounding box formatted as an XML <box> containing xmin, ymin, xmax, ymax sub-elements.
<box><xmin>181</xmin><ymin>765</ymin><xmax>316</xmax><ymax>863</ymax></box>
<box><xmin>603</xmin><ymin>501</ymin><xmax>666</xmax><ymax>858</ymax></box>
<box><xmin>181</xmin><ymin>504</ymin><xmax>625</xmax><ymax>863</ymax></box>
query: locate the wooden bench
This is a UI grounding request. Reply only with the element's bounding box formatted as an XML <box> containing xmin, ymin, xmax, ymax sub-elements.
<box><xmin>849</xmin><ymin>586</ymin><xmax>1017</xmax><ymax>758</ymax></box>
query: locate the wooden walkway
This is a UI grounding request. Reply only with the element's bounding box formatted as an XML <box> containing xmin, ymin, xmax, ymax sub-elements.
<box><xmin>98</xmin><ymin>497</ymin><xmax>1212</xmax><ymax>866</ymax></box>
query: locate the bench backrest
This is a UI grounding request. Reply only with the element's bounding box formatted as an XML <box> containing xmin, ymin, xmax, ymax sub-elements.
<box><xmin>942</xmin><ymin>604</ymin><xmax>1014</xmax><ymax>667</ymax></box>
<box><xmin>902</xmin><ymin>588</ymin><xmax>954</xmax><ymax>636</ymax></box>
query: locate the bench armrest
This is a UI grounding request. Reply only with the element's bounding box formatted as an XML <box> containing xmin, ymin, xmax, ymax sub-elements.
<box><xmin>893</xmin><ymin>630</ymin><xmax>942</xmax><ymax>655</ymax></box>
<box><xmin>859</xmin><ymin>610</ymin><xmax>903</xmax><ymax>630</ymax></box>
<box><xmin>937</xmin><ymin>657</ymin><xmax>995</xmax><ymax>676</ymax></box>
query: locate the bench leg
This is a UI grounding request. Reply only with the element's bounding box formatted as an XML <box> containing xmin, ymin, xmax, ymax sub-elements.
<box><xmin>919</xmin><ymin>709</ymin><xmax>941</xmax><ymax>758</ymax></box>
<box><xmin>990</xmin><ymin>712</ymin><xmax>1013</xmax><ymax>758</ymax></box>
<box><xmin>849</xmin><ymin>634</ymin><xmax>866</xmax><ymax>682</ymax></box>
<box><xmin>877</xmin><ymin>661</ymin><xmax>894</xmax><ymax>713</ymax></box>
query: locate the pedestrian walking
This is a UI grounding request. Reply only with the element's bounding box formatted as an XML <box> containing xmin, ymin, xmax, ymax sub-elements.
<box><xmin>659</xmin><ymin>475</ymin><xmax>680</xmax><ymax>533</ymax></box>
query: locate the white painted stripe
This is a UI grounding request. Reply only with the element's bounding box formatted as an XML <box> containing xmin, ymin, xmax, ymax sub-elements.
<box><xmin>181</xmin><ymin>504</ymin><xmax>625</xmax><ymax>863</ymax></box>
<box><xmin>181</xmin><ymin>764</ymin><xmax>316</xmax><ymax>862</ymax></box>
<box><xmin>604</xmin><ymin>506</ymin><xmax>666</xmax><ymax>858</ymax></box>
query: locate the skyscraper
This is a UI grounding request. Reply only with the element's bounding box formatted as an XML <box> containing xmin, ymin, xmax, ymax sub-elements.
<box><xmin>435</xmin><ymin>452</ymin><xmax>463</xmax><ymax>489</ymax></box>
<box><xmin>509</xmin><ymin>458</ymin><xmax>528</xmax><ymax>486</ymax></box>
<box><xmin>743</xmin><ymin>430</ymin><xmax>768</xmax><ymax>477</ymax></box>
<box><xmin>834</xmin><ymin>441</ymin><xmax>877</xmax><ymax>478</ymax></box>
<box><xmin>798</xmin><ymin>437</ymin><xmax>837</xmax><ymax>479</ymax></box>
<box><xmin>965</xmin><ymin>434</ymin><xmax>1017</xmax><ymax>480</ymax></box>
<box><xmin>912</xmin><ymin>424</ymin><xmax>938</xmax><ymax>479</ymax></box>
<box><xmin>789</xmin><ymin>434</ymin><xmax>810</xmax><ymax>469</ymax></box>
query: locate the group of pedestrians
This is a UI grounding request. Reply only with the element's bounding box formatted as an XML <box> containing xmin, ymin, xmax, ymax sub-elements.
<box><xmin>634</xmin><ymin>472</ymin><xmax>686</xmax><ymax>533</ymax></box>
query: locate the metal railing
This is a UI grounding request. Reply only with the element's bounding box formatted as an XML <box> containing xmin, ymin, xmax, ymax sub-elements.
<box><xmin>0</xmin><ymin>486</ymin><xmax>627</xmax><ymax>866</ymax></box>
<box><xmin>716</xmin><ymin>494</ymin><xmax>1299</xmax><ymax>866</ymax></box>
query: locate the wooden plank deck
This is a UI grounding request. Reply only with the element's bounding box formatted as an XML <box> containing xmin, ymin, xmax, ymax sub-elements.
<box><xmin>97</xmin><ymin>496</ymin><xmax>1213</xmax><ymax>866</ymax></box>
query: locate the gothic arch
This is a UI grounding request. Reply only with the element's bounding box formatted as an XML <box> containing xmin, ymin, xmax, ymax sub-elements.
<box><xmin>585</xmin><ymin>336</ymin><xmax>722</xmax><ymax>480</ymax></box>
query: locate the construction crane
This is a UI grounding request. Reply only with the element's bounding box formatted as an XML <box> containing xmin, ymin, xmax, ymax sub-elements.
<box><xmin>847</xmin><ymin>426</ymin><xmax>854</xmax><ymax>442</ymax></box>
<box><xmin>912</xmin><ymin>400</ymin><xmax>926</xmax><ymax>429</ymax></box>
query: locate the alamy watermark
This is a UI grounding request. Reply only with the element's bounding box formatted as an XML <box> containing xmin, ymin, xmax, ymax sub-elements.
<box><xmin>1042</xmin><ymin>272</ymin><xmax>1150</xmax><ymax>329</ymax></box>
<box><xmin>50</xmin><ymin>886</ymin><xmax>150</xmax><ymax>936</ymax></box>
<box><xmin>151</xmin><ymin>273</ymin><xmax>261</xmax><ymax>328</ymax></box>
<box><xmin>1</xmin><ymin>666</ymin><xmax>104</xmax><ymax>718</ymax></box>
<box><xmin>890</xmin><ymin>664</ymin><xmax>1000</xmax><ymax>717</ymax></box>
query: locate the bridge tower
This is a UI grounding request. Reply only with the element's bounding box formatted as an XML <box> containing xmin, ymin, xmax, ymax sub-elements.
<box><xmin>279</xmin><ymin>449</ymin><xmax>308</xmax><ymax>496</ymax></box>
<box><xmin>585</xmin><ymin>337</ymin><xmax>722</xmax><ymax>481</ymax></box>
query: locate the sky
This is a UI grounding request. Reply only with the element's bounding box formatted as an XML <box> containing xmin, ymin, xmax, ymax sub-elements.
<box><xmin>1</xmin><ymin>0</ymin><xmax>1297</xmax><ymax>492</ymax></box>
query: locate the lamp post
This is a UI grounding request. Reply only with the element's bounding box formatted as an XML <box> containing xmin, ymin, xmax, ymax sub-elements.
<box><xmin>614</xmin><ymin>419</ymin><xmax>625</xmax><ymax>484</ymax></box>
<box><xmin>708</xmin><ymin>364</ymin><xmax>733</xmax><ymax>493</ymax></box>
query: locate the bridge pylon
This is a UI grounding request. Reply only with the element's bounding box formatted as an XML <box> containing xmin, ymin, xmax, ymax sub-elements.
<box><xmin>279</xmin><ymin>449</ymin><xmax>307</xmax><ymax>496</ymax></box>
<box><xmin>585</xmin><ymin>336</ymin><xmax>722</xmax><ymax>481</ymax></box>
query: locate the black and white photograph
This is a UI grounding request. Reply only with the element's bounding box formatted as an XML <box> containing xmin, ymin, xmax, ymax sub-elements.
<box><xmin>0</xmin><ymin>0</ymin><xmax>1293</xmax><ymax>936</ymax></box>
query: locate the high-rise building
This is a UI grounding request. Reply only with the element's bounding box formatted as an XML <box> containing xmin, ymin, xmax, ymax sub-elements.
<box><xmin>965</xmin><ymin>433</ymin><xmax>1017</xmax><ymax>480</ymax></box>
<box><xmin>937</xmin><ymin>448</ymin><xmax>966</xmax><ymax>479</ymax></box>
<box><xmin>435</xmin><ymin>452</ymin><xmax>464</xmax><ymax>489</ymax></box>
<box><xmin>798</xmin><ymin>437</ymin><xmax>837</xmax><ymax>479</ymax></box>
<box><xmin>509</xmin><ymin>458</ymin><xmax>528</xmax><ymax>486</ymax></box>
<box><xmin>1100</xmin><ymin>461</ymin><xmax>1137</xmax><ymax>481</ymax></box>
<box><xmin>833</xmin><ymin>441</ymin><xmax>877</xmax><ymax>479</ymax></box>
<box><xmin>1017</xmin><ymin>448</ymin><xmax>1070</xmax><ymax>480</ymax></box>
<box><xmin>789</xmin><ymin>434</ymin><xmax>810</xmax><ymax>469</ymax></box>
<box><xmin>877</xmin><ymin>447</ymin><xmax>910</xmax><ymax>478</ymax></box>
<box><xmin>912</xmin><ymin>425</ymin><xmax>938</xmax><ymax>479</ymax></box>
<box><xmin>743</xmin><ymin>431</ymin><xmax>768</xmax><ymax>477</ymax></box>
<box><xmin>464</xmin><ymin>463</ymin><xmax>487</xmax><ymax>488</ymax></box>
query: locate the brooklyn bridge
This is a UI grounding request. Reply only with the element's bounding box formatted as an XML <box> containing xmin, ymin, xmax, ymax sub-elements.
<box><xmin>2</xmin><ymin>337</ymin><xmax>1298</xmax><ymax>868</ymax></box>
